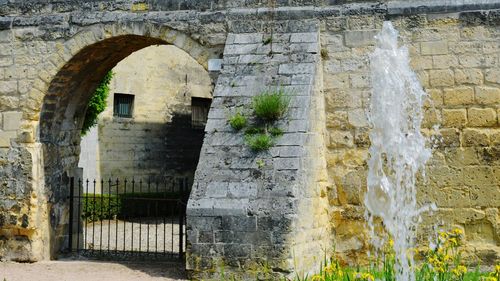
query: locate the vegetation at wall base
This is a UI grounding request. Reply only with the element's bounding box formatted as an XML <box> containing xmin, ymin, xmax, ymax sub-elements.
<box><xmin>81</xmin><ymin>71</ymin><xmax>113</xmax><ymax>135</ymax></box>
<box><xmin>81</xmin><ymin>194</ymin><xmax>121</xmax><ymax>222</ymax></box>
<box><xmin>229</xmin><ymin>112</ymin><xmax>247</xmax><ymax>131</ymax></box>
<box><xmin>252</xmin><ymin>88</ymin><xmax>290</xmax><ymax>122</ymax></box>
<box><xmin>294</xmin><ymin>229</ymin><xmax>499</xmax><ymax>281</ymax></box>
<box><xmin>81</xmin><ymin>191</ymin><xmax>183</xmax><ymax>222</ymax></box>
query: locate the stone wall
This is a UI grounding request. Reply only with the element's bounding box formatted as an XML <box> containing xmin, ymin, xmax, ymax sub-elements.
<box><xmin>0</xmin><ymin>8</ymin><xmax>223</xmax><ymax>261</ymax></box>
<box><xmin>187</xmin><ymin>21</ymin><xmax>332</xmax><ymax>279</ymax></box>
<box><xmin>0</xmin><ymin>1</ymin><xmax>499</xmax><ymax>280</ymax></box>
<box><xmin>320</xmin><ymin>10</ymin><xmax>500</xmax><ymax>264</ymax></box>
<box><xmin>79</xmin><ymin>45</ymin><xmax>212</xmax><ymax>184</ymax></box>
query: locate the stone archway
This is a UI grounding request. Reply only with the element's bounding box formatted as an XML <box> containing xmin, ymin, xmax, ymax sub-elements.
<box><xmin>9</xmin><ymin>24</ymin><xmax>221</xmax><ymax>261</ymax></box>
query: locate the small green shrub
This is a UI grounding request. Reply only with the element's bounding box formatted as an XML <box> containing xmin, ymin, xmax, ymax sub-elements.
<box><xmin>269</xmin><ymin>127</ymin><xmax>284</xmax><ymax>137</ymax></box>
<box><xmin>244</xmin><ymin>126</ymin><xmax>265</xmax><ymax>136</ymax></box>
<box><xmin>245</xmin><ymin>134</ymin><xmax>274</xmax><ymax>152</ymax></box>
<box><xmin>321</xmin><ymin>48</ymin><xmax>329</xmax><ymax>60</ymax></box>
<box><xmin>82</xmin><ymin>191</ymin><xmax>184</xmax><ymax>222</ymax></box>
<box><xmin>81</xmin><ymin>194</ymin><xmax>121</xmax><ymax>222</ymax></box>
<box><xmin>252</xmin><ymin>89</ymin><xmax>290</xmax><ymax>122</ymax></box>
<box><xmin>262</xmin><ymin>37</ymin><xmax>273</xmax><ymax>45</ymax></box>
<box><xmin>229</xmin><ymin>112</ymin><xmax>247</xmax><ymax>131</ymax></box>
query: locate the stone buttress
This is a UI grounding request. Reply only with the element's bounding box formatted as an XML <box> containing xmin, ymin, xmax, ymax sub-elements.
<box><xmin>186</xmin><ymin>19</ymin><xmax>331</xmax><ymax>280</ymax></box>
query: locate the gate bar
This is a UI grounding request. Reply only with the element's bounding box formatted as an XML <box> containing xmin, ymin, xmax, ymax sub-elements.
<box><xmin>68</xmin><ymin>177</ymin><xmax>74</xmax><ymax>251</ymax></box>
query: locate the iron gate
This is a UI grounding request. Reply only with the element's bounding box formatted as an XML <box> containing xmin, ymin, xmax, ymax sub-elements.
<box><xmin>67</xmin><ymin>177</ymin><xmax>189</xmax><ymax>261</ymax></box>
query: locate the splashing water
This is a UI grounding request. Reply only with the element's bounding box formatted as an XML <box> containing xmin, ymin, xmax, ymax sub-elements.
<box><xmin>365</xmin><ymin>21</ymin><xmax>435</xmax><ymax>281</ymax></box>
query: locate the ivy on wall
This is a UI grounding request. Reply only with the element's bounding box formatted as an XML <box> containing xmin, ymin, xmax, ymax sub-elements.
<box><xmin>81</xmin><ymin>71</ymin><xmax>113</xmax><ymax>135</ymax></box>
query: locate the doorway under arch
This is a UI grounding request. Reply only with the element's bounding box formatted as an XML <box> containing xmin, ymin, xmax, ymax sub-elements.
<box><xmin>37</xmin><ymin>33</ymin><xmax>218</xmax><ymax>259</ymax></box>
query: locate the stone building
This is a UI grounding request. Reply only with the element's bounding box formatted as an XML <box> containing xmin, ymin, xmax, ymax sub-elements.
<box><xmin>0</xmin><ymin>1</ymin><xmax>499</xmax><ymax>280</ymax></box>
<box><xmin>78</xmin><ymin>45</ymin><xmax>213</xmax><ymax>186</ymax></box>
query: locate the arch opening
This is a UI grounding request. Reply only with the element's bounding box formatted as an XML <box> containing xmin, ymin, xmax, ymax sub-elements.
<box><xmin>38</xmin><ymin>34</ymin><xmax>214</xmax><ymax>259</ymax></box>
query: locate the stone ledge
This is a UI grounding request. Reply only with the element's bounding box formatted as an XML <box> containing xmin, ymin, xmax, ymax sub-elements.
<box><xmin>2</xmin><ymin>2</ymin><xmax>500</xmax><ymax>31</ymax></box>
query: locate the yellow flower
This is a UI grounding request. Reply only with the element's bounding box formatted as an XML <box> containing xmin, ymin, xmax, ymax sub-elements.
<box><xmin>495</xmin><ymin>264</ymin><xmax>500</xmax><ymax>273</ymax></box>
<box><xmin>444</xmin><ymin>254</ymin><xmax>452</xmax><ymax>262</ymax></box>
<box><xmin>452</xmin><ymin>228</ymin><xmax>463</xmax><ymax>235</ymax></box>
<box><xmin>311</xmin><ymin>274</ymin><xmax>323</xmax><ymax>281</ymax></box>
<box><xmin>389</xmin><ymin>239</ymin><xmax>394</xmax><ymax>247</ymax></box>
<box><xmin>448</xmin><ymin>237</ymin><xmax>458</xmax><ymax>247</ymax></box>
<box><xmin>483</xmin><ymin>277</ymin><xmax>497</xmax><ymax>281</ymax></box>
<box><xmin>439</xmin><ymin>231</ymin><xmax>449</xmax><ymax>239</ymax></box>
<box><xmin>361</xmin><ymin>273</ymin><xmax>375</xmax><ymax>281</ymax></box>
<box><xmin>452</xmin><ymin>265</ymin><xmax>467</xmax><ymax>276</ymax></box>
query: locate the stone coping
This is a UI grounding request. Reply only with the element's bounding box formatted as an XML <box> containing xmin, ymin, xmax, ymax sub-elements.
<box><xmin>1</xmin><ymin>0</ymin><xmax>500</xmax><ymax>25</ymax></box>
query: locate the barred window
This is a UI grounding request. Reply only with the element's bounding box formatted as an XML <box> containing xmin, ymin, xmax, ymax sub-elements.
<box><xmin>113</xmin><ymin>94</ymin><xmax>134</xmax><ymax>118</ymax></box>
<box><xmin>191</xmin><ymin>97</ymin><xmax>211</xmax><ymax>128</ymax></box>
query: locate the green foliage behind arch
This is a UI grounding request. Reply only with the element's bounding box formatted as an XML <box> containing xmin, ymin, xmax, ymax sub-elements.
<box><xmin>81</xmin><ymin>71</ymin><xmax>113</xmax><ymax>135</ymax></box>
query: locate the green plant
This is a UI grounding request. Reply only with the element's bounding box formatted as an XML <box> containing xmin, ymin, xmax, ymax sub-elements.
<box><xmin>82</xmin><ymin>191</ymin><xmax>183</xmax><ymax>222</ymax></box>
<box><xmin>252</xmin><ymin>88</ymin><xmax>290</xmax><ymax>122</ymax></box>
<box><xmin>244</xmin><ymin>126</ymin><xmax>265</xmax><ymax>136</ymax></box>
<box><xmin>269</xmin><ymin>126</ymin><xmax>284</xmax><ymax>137</ymax></box>
<box><xmin>229</xmin><ymin>112</ymin><xmax>247</xmax><ymax>131</ymax></box>
<box><xmin>256</xmin><ymin>159</ymin><xmax>266</xmax><ymax>169</ymax></box>
<box><xmin>245</xmin><ymin>133</ymin><xmax>274</xmax><ymax>152</ymax></box>
<box><xmin>81</xmin><ymin>193</ymin><xmax>121</xmax><ymax>222</ymax></box>
<box><xmin>263</xmin><ymin>37</ymin><xmax>273</xmax><ymax>45</ymax></box>
<box><xmin>81</xmin><ymin>71</ymin><xmax>113</xmax><ymax>135</ymax></box>
<box><xmin>296</xmin><ymin>228</ymin><xmax>495</xmax><ymax>281</ymax></box>
<box><xmin>321</xmin><ymin>48</ymin><xmax>329</xmax><ymax>60</ymax></box>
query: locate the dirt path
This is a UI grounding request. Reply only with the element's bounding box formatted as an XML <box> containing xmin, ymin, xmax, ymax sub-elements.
<box><xmin>0</xmin><ymin>260</ymin><xmax>188</xmax><ymax>281</ymax></box>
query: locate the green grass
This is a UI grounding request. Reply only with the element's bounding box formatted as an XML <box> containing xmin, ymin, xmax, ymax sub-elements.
<box><xmin>269</xmin><ymin>126</ymin><xmax>284</xmax><ymax>137</ymax></box>
<box><xmin>245</xmin><ymin>133</ymin><xmax>274</xmax><ymax>152</ymax></box>
<box><xmin>252</xmin><ymin>88</ymin><xmax>290</xmax><ymax>122</ymax></box>
<box><xmin>229</xmin><ymin>112</ymin><xmax>247</xmax><ymax>130</ymax></box>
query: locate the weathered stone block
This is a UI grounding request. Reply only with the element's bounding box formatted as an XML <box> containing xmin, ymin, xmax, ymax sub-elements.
<box><xmin>410</xmin><ymin>56</ymin><xmax>433</xmax><ymax>70</ymax></box>
<box><xmin>458</xmin><ymin>54</ymin><xmax>483</xmax><ymax>68</ymax></box>
<box><xmin>227</xmin><ymin>182</ymin><xmax>258</xmax><ymax>198</ymax></box>
<box><xmin>347</xmin><ymin>109</ymin><xmax>368</xmax><ymax>128</ymax></box>
<box><xmin>2</xmin><ymin>111</ymin><xmax>22</xmax><ymax>131</ymax></box>
<box><xmin>233</xmin><ymin>33</ymin><xmax>263</xmax><ymax>44</ymax></box>
<box><xmin>326</xmin><ymin>111</ymin><xmax>348</xmax><ymax>129</ymax></box>
<box><xmin>462</xmin><ymin>128</ymin><xmax>489</xmax><ymax>147</ymax></box>
<box><xmin>475</xmin><ymin>86</ymin><xmax>500</xmax><ymax>105</ymax></box>
<box><xmin>485</xmin><ymin>69</ymin><xmax>500</xmax><ymax>84</ymax></box>
<box><xmin>467</xmin><ymin>108</ymin><xmax>497</xmax><ymax>127</ymax></box>
<box><xmin>278</xmin><ymin>63</ymin><xmax>315</xmax><ymax>75</ymax></box>
<box><xmin>432</xmin><ymin>54</ymin><xmax>458</xmax><ymax>69</ymax></box>
<box><xmin>429</xmin><ymin>69</ymin><xmax>454</xmax><ymax>87</ymax></box>
<box><xmin>455</xmin><ymin>68</ymin><xmax>483</xmax><ymax>85</ymax></box>
<box><xmin>423</xmin><ymin>107</ymin><xmax>441</xmax><ymax>128</ymax></box>
<box><xmin>329</xmin><ymin>130</ymin><xmax>354</xmax><ymax>148</ymax></box>
<box><xmin>444</xmin><ymin>147</ymin><xmax>480</xmax><ymax>167</ymax></box>
<box><xmin>274</xmin><ymin>158</ymin><xmax>300</xmax><ymax>170</ymax></box>
<box><xmin>0</xmin><ymin>131</ymin><xmax>16</xmax><ymax>147</ymax></box>
<box><xmin>443</xmin><ymin>87</ymin><xmax>474</xmax><ymax>105</ymax></box>
<box><xmin>425</xmin><ymin>89</ymin><xmax>443</xmax><ymax>107</ymax></box>
<box><xmin>206</xmin><ymin>182</ymin><xmax>229</xmax><ymax>198</ymax></box>
<box><xmin>0</xmin><ymin>81</ymin><xmax>17</xmax><ymax>95</ymax></box>
<box><xmin>439</xmin><ymin>128</ymin><xmax>461</xmax><ymax>148</ymax></box>
<box><xmin>442</xmin><ymin>108</ymin><xmax>467</xmax><ymax>128</ymax></box>
<box><xmin>344</xmin><ymin>30</ymin><xmax>377</xmax><ymax>47</ymax></box>
<box><xmin>290</xmin><ymin>32</ymin><xmax>318</xmax><ymax>43</ymax></box>
<box><xmin>421</xmin><ymin>41</ymin><xmax>448</xmax><ymax>55</ymax></box>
